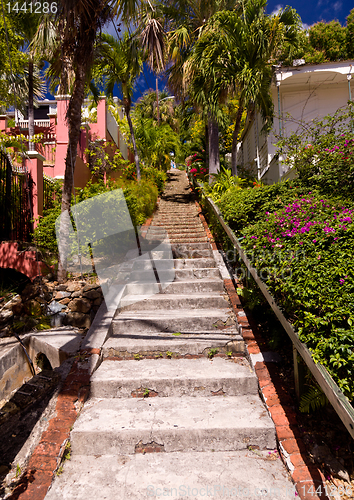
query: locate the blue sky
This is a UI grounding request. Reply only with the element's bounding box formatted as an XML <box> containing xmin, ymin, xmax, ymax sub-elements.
<box><xmin>105</xmin><ymin>0</ymin><xmax>354</xmax><ymax>103</ymax></box>
<box><xmin>44</xmin><ymin>0</ymin><xmax>353</xmax><ymax>102</ymax></box>
<box><xmin>266</xmin><ymin>0</ymin><xmax>352</xmax><ymax>28</ymax></box>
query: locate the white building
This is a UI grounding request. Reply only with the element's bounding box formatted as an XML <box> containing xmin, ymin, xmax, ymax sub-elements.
<box><xmin>237</xmin><ymin>60</ymin><xmax>354</xmax><ymax>184</ymax></box>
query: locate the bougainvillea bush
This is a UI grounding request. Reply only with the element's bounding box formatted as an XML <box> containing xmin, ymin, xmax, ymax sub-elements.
<box><xmin>239</xmin><ymin>194</ymin><xmax>354</xmax><ymax>399</ymax></box>
<box><xmin>215</xmin><ymin>135</ymin><xmax>354</xmax><ymax>399</ymax></box>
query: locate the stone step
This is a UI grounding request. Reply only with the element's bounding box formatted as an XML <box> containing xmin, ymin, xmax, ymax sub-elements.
<box><xmin>103</xmin><ymin>332</ymin><xmax>245</xmax><ymax>357</ymax></box>
<box><xmin>44</xmin><ymin>451</ymin><xmax>294</xmax><ymax>500</ymax></box>
<box><xmin>153</xmin><ymin>222</ymin><xmax>204</xmax><ymax>228</ymax></box>
<box><xmin>169</xmin><ymin>237</ymin><xmax>208</xmax><ymax>243</ymax></box>
<box><xmin>171</xmin><ymin>242</ymin><xmax>211</xmax><ymax>250</ymax></box>
<box><xmin>153</xmin><ymin>219</ymin><xmax>201</xmax><ymax>225</ymax></box>
<box><xmin>90</xmin><ymin>357</ymin><xmax>258</xmax><ymax>398</ymax></box>
<box><xmin>173</xmin><ymin>268</ymin><xmax>221</xmax><ymax>280</ymax></box>
<box><xmin>147</xmin><ymin>228</ymin><xmax>205</xmax><ymax>236</ymax></box>
<box><xmin>127</xmin><ymin>267</ymin><xmax>220</xmax><ymax>283</ymax></box>
<box><xmin>153</xmin><ymin>221</ymin><xmax>202</xmax><ymax>228</ymax></box>
<box><xmin>70</xmin><ymin>395</ymin><xmax>276</xmax><ymax>456</ymax></box>
<box><xmin>146</xmin><ymin>235</ymin><xmax>208</xmax><ymax>244</ymax></box>
<box><xmin>124</xmin><ymin>279</ymin><xmax>224</xmax><ymax>296</ymax></box>
<box><xmin>112</xmin><ymin>308</ymin><xmax>235</xmax><ymax>334</ymax></box>
<box><xmin>119</xmin><ymin>293</ymin><xmax>229</xmax><ymax>311</ymax></box>
<box><xmin>131</xmin><ymin>258</ymin><xmax>216</xmax><ymax>270</ymax></box>
<box><xmin>127</xmin><ymin>266</ymin><xmax>219</xmax><ymax>283</ymax></box>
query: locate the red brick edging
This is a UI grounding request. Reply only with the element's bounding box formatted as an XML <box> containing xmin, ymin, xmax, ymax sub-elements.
<box><xmin>194</xmin><ymin>192</ymin><xmax>329</xmax><ymax>500</ymax></box>
<box><xmin>8</xmin><ymin>358</ymin><xmax>91</xmax><ymax>500</ymax></box>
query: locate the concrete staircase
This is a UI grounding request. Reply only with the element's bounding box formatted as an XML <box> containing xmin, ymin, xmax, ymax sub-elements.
<box><xmin>45</xmin><ymin>171</ymin><xmax>294</xmax><ymax>499</ymax></box>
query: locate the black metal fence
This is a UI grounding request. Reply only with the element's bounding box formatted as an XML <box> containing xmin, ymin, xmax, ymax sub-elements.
<box><xmin>0</xmin><ymin>149</ymin><xmax>33</xmax><ymax>241</ymax></box>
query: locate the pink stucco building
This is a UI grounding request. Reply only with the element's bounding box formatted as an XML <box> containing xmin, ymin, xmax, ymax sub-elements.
<box><xmin>0</xmin><ymin>96</ymin><xmax>132</xmax><ymax>279</ymax></box>
<box><xmin>0</xmin><ymin>95</ymin><xmax>131</xmax><ymax>188</ymax></box>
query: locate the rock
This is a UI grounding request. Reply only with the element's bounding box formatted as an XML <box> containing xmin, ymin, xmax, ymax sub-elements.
<box><xmin>59</xmin><ymin>297</ymin><xmax>71</xmax><ymax>305</ymax></box>
<box><xmin>47</xmin><ymin>300</ymin><xmax>66</xmax><ymax>315</ymax></box>
<box><xmin>66</xmin><ymin>282</ymin><xmax>83</xmax><ymax>293</ymax></box>
<box><xmin>23</xmin><ymin>299</ymin><xmax>42</xmax><ymax>316</ymax></box>
<box><xmin>21</xmin><ymin>283</ymin><xmax>40</xmax><ymax>301</ymax></box>
<box><xmin>93</xmin><ymin>297</ymin><xmax>103</xmax><ymax>306</ymax></box>
<box><xmin>83</xmin><ymin>290</ymin><xmax>101</xmax><ymax>300</ymax></box>
<box><xmin>67</xmin><ymin>298</ymin><xmax>91</xmax><ymax>314</ymax></box>
<box><xmin>54</xmin><ymin>291</ymin><xmax>71</xmax><ymax>300</ymax></box>
<box><xmin>7</xmin><ymin>296</ymin><xmax>22</xmax><ymax>314</ymax></box>
<box><xmin>0</xmin><ymin>309</ymin><xmax>13</xmax><ymax>324</ymax></box>
<box><xmin>3</xmin><ymin>295</ymin><xmax>21</xmax><ymax>310</ymax></box>
<box><xmin>71</xmin><ymin>290</ymin><xmax>82</xmax><ymax>298</ymax></box>
<box><xmin>65</xmin><ymin>312</ymin><xmax>91</xmax><ymax>329</ymax></box>
<box><xmin>83</xmin><ymin>283</ymin><xmax>99</xmax><ymax>292</ymax></box>
<box><xmin>56</xmin><ymin>284</ymin><xmax>68</xmax><ymax>291</ymax></box>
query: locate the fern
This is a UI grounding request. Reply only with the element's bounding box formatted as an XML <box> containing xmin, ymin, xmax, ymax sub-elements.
<box><xmin>299</xmin><ymin>384</ymin><xmax>328</xmax><ymax>413</ymax></box>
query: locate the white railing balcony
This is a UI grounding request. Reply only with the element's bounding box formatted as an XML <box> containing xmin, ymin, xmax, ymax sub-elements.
<box><xmin>18</xmin><ymin>119</ymin><xmax>51</xmax><ymax>128</ymax></box>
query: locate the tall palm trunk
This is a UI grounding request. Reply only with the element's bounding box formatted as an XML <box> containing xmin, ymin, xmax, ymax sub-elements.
<box><xmin>156</xmin><ymin>77</ymin><xmax>160</xmax><ymax>125</ymax></box>
<box><xmin>208</xmin><ymin>113</ymin><xmax>220</xmax><ymax>182</ymax></box>
<box><xmin>57</xmin><ymin>63</ymin><xmax>90</xmax><ymax>282</ymax></box>
<box><xmin>28</xmin><ymin>60</ymin><xmax>35</xmax><ymax>151</ymax></box>
<box><xmin>231</xmin><ymin>103</ymin><xmax>244</xmax><ymax>177</ymax></box>
<box><xmin>123</xmin><ymin>93</ymin><xmax>141</xmax><ymax>181</ymax></box>
<box><xmin>126</xmin><ymin>109</ymin><xmax>141</xmax><ymax>181</ymax></box>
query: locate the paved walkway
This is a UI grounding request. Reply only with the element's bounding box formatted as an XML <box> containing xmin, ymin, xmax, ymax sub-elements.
<box><xmin>44</xmin><ymin>170</ymin><xmax>295</xmax><ymax>500</ymax></box>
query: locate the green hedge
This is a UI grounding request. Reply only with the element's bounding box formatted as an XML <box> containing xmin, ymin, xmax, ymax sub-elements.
<box><xmin>33</xmin><ymin>178</ymin><xmax>159</xmax><ymax>254</ymax></box>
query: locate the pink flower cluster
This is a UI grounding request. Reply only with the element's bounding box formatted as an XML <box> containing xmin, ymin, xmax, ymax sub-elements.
<box><xmin>245</xmin><ymin>197</ymin><xmax>354</xmax><ymax>249</ymax></box>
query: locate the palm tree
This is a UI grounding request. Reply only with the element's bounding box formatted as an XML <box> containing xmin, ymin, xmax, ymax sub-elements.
<box><xmin>54</xmin><ymin>0</ymin><xmax>114</xmax><ymax>281</ymax></box>
<box><xmin>165</xmin><ymin>0</ymin><xmax>239</xmax><ymax>177</ymax></box>
<box><xmin>134</xmin><ymin>89</ymin><xmax>177</xmax><ymax>129</ymax></box>
<box><xmin>97</xmin><ymin>32</ymin><xmax>144</xmax><ymax>180</ymax></box>
<box><xmin>14</xmin><ymin>12</ymin><xmax>48</xmax><ymax>150</ymax></box>
<box><xmin>192</xmin><ymin>0</ymin><xmax>300</xmax><ymax>176</ymax></box>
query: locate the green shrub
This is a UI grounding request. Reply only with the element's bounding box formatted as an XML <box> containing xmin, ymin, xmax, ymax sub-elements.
<box><xmin>122</xmin><ymin>164</ymin><xmax>167</xmax><ymax>194</ymax></box>
<box><xmin>34</xmin><ymin>176</ymin><xmax>159</xmax><ymax>254</ymax></box>
<box><xmin>124</xmin><ymin>180</ymin><xmax>158</xmax><ymax>225</ymax></box>
<box><xmin>142</xmin><ymin>167</ymin><xmax>167</xmax><ymax>195</ymax></box>
<box><xmin>217</xmin><ymin>180</ymin><xmax>313</xmax><ymax>234</ymax></box>
<box><xmin>33</xmin><ymin>206</ymin><xmax>61</xmax><ymax>253</ymax></box>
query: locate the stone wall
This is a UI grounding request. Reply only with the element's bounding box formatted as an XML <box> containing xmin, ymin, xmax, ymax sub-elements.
<box><xmin>0</xmin><ymin>277</ymin><xmax>104</xmax><ymax>335</ymax></box>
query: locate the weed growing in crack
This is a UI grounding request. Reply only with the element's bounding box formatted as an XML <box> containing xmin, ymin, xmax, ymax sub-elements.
<box><xmin>208</xmin><ymin>348</ymin><xmax>219</xmax><ymax>359</ymax></box>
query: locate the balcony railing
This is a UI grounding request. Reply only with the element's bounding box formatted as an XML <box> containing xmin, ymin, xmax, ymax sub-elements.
<box><xmin>18</xmin><ymin>119</ymin><xmax>51</xmax><ymax>128</ymax></box>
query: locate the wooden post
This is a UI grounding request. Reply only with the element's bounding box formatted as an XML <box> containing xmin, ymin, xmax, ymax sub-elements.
<box><xmin>293</xmin><ymin>345</ymin><xmax>306</xmax><ymax>401</ymax></box>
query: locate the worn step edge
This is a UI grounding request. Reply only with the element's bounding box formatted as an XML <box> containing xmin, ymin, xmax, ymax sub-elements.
<box><xmin>90</xmin><ymin>357</ymin><xmax>258</xmax><ymax>398</ymax></box>
<box><xmin>70</xmin><ymin>395</ymin><xmax>276</xmax><ymax>455</ymax></box>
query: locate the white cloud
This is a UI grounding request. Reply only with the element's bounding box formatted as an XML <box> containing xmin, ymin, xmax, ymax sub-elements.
<box><xmin>270</xmin><ymin>4</ymin><xmax>283</xmax><ymax>16</ymax></box>
<box><xmin>302</xmin><ymin>23</ymin><xmax>310</xmax><ymax>30</ymax></box>
<box><xmin>333</xmin><ymin>1</ymin><xmax>342</xmax><ymax>12</ymax></box>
